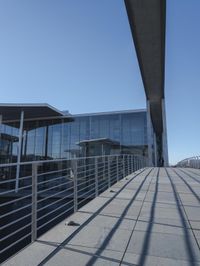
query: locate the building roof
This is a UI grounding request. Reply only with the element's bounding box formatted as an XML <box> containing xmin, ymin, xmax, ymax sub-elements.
<box><xmin>0</xmin><ymin>103</ymin><xmax>65</xmax><ymax>121</ymax></box>
<box><xmin>67</xmin><ymin>109</ymin><xmax>146</xmax><ymax>117</ymax></box>
<box><xmin>0</xmin><ymin>103</ymin><xmax>73</xmax><ymax>128</ymax></box>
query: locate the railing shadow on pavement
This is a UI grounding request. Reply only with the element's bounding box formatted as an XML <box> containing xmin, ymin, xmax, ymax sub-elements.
<box><xmin>165</xmin><ymin>168</ymin><xmax>198</xmax><ymax>265</ymax></box>
<box><xmin>35</xmin><ymin>168</ymin><xmax>149</xmax><ymax>266</ymax></box>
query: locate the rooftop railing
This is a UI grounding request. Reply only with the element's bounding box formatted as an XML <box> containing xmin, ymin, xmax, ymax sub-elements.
<box><xmin>0</xmin><ymin>154</ymin><xmax>147</xmax><ymax>263</ymax></box>
<box><xmin>177</xmin><ymin>156</ymin><xmax>200</xmax><ymax>169</ymax></box>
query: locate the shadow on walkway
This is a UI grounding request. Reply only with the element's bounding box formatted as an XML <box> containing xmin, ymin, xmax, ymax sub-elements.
<box><xmin>173</xmin><ymin>169</ymin><xmax>200</xmax><ymax>203</ymax></box>
<box><xmin>37</xmin><ymin>168</ymin><xmax>150</xmax><ymax>266</ymax></box>
<box><xmin>165</xmin><ymin>168</ymin><xmax>198</xmax><ymax>265</ymax></box>
<box><xmin>186</xmin><ymin>168</ymin><xmax>200</xmax><ymax>177</ymax></box>
<box><xmin>136</xmin><ymin>168</ymin><xmax>159</xmax><ymax>266</ymax></box>
<box><xmin>84</xmin><ymin>169</ymin><xmax>153</xmax><ymax>266</ymax></box>
<box><xmin>36</xmin><ymin>240</ymin><xmax>137</xmax><ymax>266</ymax></box>
<box><xmin>179</xmin><ymin>169</ymin><xmax>200</xmax><ymax>184</ymax></box>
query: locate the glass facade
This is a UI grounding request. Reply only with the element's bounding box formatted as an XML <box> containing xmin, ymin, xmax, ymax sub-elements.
<box><xmin>0</xmin><ymin>110</ymin><xmax>148</xmax><ymax>164</ymax></box>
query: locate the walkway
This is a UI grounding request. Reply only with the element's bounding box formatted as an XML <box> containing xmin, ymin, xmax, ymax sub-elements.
<box><xmin>3</xmin><ymin>168</ymin><xmax>200</xmax><ymax>266</ymax></box>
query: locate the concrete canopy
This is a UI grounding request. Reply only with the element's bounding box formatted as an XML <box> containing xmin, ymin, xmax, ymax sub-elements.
<box><xmin>124</xmin><ymin>0</ymin><xmax>166</xmax><ymax>135</ymax></box>
<box><xmin>0</xmin><ymin>103</ymin><xmax>73</xmax><ymax>129</ymax></box>
<box><xmin>0</xmin><ymin>103</ymin><xmax>66</xmax><ymax>121</ymax></box>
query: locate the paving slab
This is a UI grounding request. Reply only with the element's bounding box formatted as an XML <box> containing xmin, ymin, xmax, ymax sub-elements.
<box><xmin>45</xmin><ymin>245</ymin><xmax>124</xmax><ymax>266</ymax></box>
<box><xmin>126</xmin><ymin>230</ymin><xmax>200</xmax><ymax>262</ymax></box>
<box><xmin>122</xmin><ymin>252</ymin><xmax>200</xmax><ymax>266</ymax></box>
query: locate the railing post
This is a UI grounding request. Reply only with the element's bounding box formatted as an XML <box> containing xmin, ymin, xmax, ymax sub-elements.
<box><xmin>108</xmin><ymin>157</ymin><xmax>111</xmax><ymax>187</ymax></box>
<box><xmin>95</xmin><ymin>157</ymin><xmax>98</xmax><ymax>197</ymax></box>
<box><xmin>116</xmin><ymin>156</ymin><xmax>119</xmax><ymax>182</ymax></box>
<box><xmin>131</xmin><ymin>155</ymin><xmax>134</xmax><ymax>173</ymax></box>
<box><xmin>73</xmin><ymin>159</ymin><xmax>78</xmax><ymax>213</ymax></box>
<box><xmin>32</xmin><ymin>163</ymin><xmax>38</xmax><ymax>242</ymax></box>
<box><xmin>123</xmin><ymin>155</ymin><xmax>125</xmax><ymax>177</ymax></box>
<box><xmin>139</xmin><ymin>157</ymin><xmax>141</xmax><ymax>169</ymax></box>
<box><xmin>135</xmin><ymin>157</ymin><xmax>137</xmax><ymax>170</ymax></box>
<box><xmin>127</xmin><ymin>155</ymin><xmax>129</xmax><ymax>175</ymax></box>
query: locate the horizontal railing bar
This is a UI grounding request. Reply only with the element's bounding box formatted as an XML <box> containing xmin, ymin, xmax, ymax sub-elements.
<box><xmin>98</xmin><ymin>187</ymin><xmax>108</xmax><ymax>193</ymax></box>
<box><xmin>0</xmin><ymin>154</ymin><xmax>128</xmax><ymax>168</ymax></box>
<box><xmin>37</xmin><ymin>188</ymin><xmax>73</xmax><ymax>204</ymax></box>
<box><xmin>37</xmin><ymin>192</ymin><xmax>74</xmax><ymax>212</ymax></box>
<box><xmin>1</xmin><ymin>222</ymin><xmax>32</xmax><ymax>242</ymax></box>
<box><xmin>77</xmin><ymin>171</ymin><xmax>95</xmax><ymax>178</ymax></box>
<box><xmin>37</xmin><ymin>181</ymin><xmax>72</xmax><ymax>194</ymax></box>
<box><xmin>37</xmin><ymin>205</ymin><xmax>74</xmax><ymax>231</ymax></box>
<box><xmin>78</xmin><ymin>189</ymin><xmax>95</xmax><ymax>200</ymax></box>
<box><xmin>78</xmin><ymin>191</ymin><xmax>96</xmax><ymax>206</ymax></box>
<box><xmin>0</xmin><ymin>183</ymin><xmax>33</xmax><ymax>196</ymax></box>
<box><xmin>38</xmin><ymin>179</ymin><xmax>72</xmax><ymax>191</ymax></box>
<box><xmin>98</xmin><ymin>182</ymin><xmax>108</xmax><ymax>191</ymax></box>
<box><xmin>0</xmin><ymin>175</ymin><xmax>32</xmax><ymax>185</ymax></box>
<box><xmin>77</xmin><ymin>174</ymin><xmax>95</xmax><ymax>183</ymax></box>
<box><xmin>77</xmin><ymin>166</ymin><xmax>96</xmax><ymax>175</ymax></box>
<box><xmin>97</xmin><ymin>175</ymin><xmax>108</xmax><ymax>181</ymax></box>
<box><xmin>1</xmin><ymin>233</ymin><xmax>31</xmax><ymax>254</ymax></box>
<box><xmin>77</xmin><ymin>179</ymin><xmax>95</xmax><ymax>188</ymax></box>
<box><xmin>0</xmin><ymin>212</ymin><xmax>31</xmax><ymax>230</ymax></box>
<box><xmin>37</xmin><ymin>174</ymin><xmax>71</xmax><ymax>185</ymax></box>
<box><xmin>110</xmin><ymin>175</ymin><xmax>117</xmax><ymax>183</ymax></box>
<box><xmin>37</xmin><ymin>198</ymin><xmax>74</xmax><ymax>222</ymax></box>
<box><xmin>0</xmin><ymin>194</ymin><xmax>32</xmax><ymax>207</ymax></box>
<box><xmin>78</xmin><ymin>183</ymin><xmax>95</xmax><ymax>194</ymax></box>
<box><xmin>37</xmin><ymin>168</ymin><xmax>69</xmax><ymax>177</ymax></box>
<box><xmin>37</xmin><ymin>188</ymin><xmax>74</xmax><ymax>205</ymax></box>
<box><xmin>77</xmin><ymin>162</ymin><xmax>96</xmax><ymax>169</ymax></box>
<box><xmin>110</xmin><ymin>168</ymin><xmax>117</xmax><ymax>175</ymax></box>
<box><xmin>97</xmin><ymin>168</ymin><xmax>109</xmax><ymax>175</ymax></box>
<box><xmin>1</xmin><ymin>203</ymin><xmax>32</xmax><ymax>218</ymax></box>
<box><xmin>109</xmin><ymin>166</ymin><xmax>117</xmax><ymax>172</ymax></box>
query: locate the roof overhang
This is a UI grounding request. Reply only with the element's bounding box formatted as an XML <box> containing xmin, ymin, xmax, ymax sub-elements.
<box><xmin>124</xmin><ymin>0</ymin><xmax>166</xmax><ymax>135</ymax></box>
<box><xmin>0</xmin><ymin>103</ymin><xmax>73</xmax><ymax>129</ymax></box>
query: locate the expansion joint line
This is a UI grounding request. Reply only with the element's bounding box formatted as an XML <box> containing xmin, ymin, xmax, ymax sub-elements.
<box><xmin>119</xmin><ymin>167</ymin><xmax>159</xmax><ymax>265</ymax></box>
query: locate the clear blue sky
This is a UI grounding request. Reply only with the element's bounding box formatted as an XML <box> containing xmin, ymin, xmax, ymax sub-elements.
<box><xmin>0</xmin><ymin>0</ymin><xmax>199</xmax><ymax>164</ymax></box>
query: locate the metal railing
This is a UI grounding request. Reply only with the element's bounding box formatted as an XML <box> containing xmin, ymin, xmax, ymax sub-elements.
<box><xmin>0</xmin><ymin>154</ymin><xmax>147</xmax><ymax>262</ymax></box>
<box><xmin>177</xmin><ymin>156</ymin><xmax>200</xmax><ymax>169</ymax></box>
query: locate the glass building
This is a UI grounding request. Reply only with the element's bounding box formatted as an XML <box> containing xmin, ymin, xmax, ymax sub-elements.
<box><xmin>67</xmin><ymin>110</ymin><xmax>148</xmax><ymax>158</ymax></box>
<box><xmin>0</xmin><ymin>105</ymin><xmax>154</xmax><ymax>165</ymax></box>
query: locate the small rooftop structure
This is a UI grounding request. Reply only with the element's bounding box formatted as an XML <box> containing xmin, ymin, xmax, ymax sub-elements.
<box><xmin>77</xmin><ymin>138</ymin><xmax>121</xmax><ymax>147</ymax></box>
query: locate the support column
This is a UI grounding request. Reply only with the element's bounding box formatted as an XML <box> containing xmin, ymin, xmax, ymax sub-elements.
<box><xmin>162</xmin><ymin>99</ymin><xmax>169</xmax><ymax>166</ymax></box>
<box><xmin>154</xmin><ymin>133</ymin><xmax>158</xmax><ymax>167</ymax></box>
<box><xmin>146</xmin><ymin>100</ymin><xmax>153</xmax><ymax>166</ymax></box>
<box><xmin>0</xmin><ymin>115</ymin><xmax>2</xmax><ymax>164</ymax></box>
<box><xmin>0</xmin><ymin>115</ymin><xmax>2</xmax><ymax>137</ymax></box>
<box><xmin>15</xmin><ymin>110</ymin><xmax>24</xmax><ymax>192</ymax></box>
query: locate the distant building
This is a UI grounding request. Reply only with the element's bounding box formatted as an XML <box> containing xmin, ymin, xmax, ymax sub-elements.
<box><xmin>0</xmin><ymin>104</ymin><xmax>156</xmax><ymax>166</ymax></box>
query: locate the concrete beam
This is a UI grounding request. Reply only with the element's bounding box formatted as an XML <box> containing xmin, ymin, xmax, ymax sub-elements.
<box><xmin>124</xmin><ymin>0</ymin><xmax>166</xmax><ymax>135</ymax></box>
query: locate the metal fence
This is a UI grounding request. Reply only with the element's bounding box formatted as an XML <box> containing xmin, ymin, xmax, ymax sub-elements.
<box><xmin>177</xmin><ymin>156</ymin><xmax>200</xmax><ymax>169</ymax></box>
<box><xmin>0</xmin><ymin>154</ymin><xmax>147</xmax><ymax>262</ymax></box>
